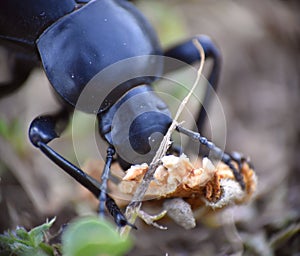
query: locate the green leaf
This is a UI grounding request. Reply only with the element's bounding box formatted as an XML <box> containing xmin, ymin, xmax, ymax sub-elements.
<box><xmin>62</xmin><ymin>217</ymin><xmax>132</xmax><ymax>256</ymax></box>
<box><xmin>15</xmin><ymin>227</ymin><xmax>30</xmax><ymax>241</ymax></box>
<box><xmin>39</xmin><ymin>242</ymin><xmax>56</xmax><ymax>255</ymax></box>
<box><xmin>29</xmin><ymin>218</ymin><xmax>56</xmax><ymax>247</ymax></box>
<box><xmin>0</xmin><ymin>218</ymin><xmax>56</xmax><ymax>256</ymax></box>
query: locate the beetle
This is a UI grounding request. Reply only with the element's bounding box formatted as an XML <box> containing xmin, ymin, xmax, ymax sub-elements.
<box><xmin>0</xmin><ymin>0</ymin><xmax>248</xmax><ymax>227</ymax></box>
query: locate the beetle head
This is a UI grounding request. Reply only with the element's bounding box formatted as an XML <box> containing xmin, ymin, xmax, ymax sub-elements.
<box><xmin>99</xmin><ymin>85</ymin><xmax>172</xmax><ymax>170</ymax></box>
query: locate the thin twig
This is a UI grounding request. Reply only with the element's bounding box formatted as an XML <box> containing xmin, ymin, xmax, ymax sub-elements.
<box><xmin>120</xmin><ymin>39</ymin><xmax>205</xmax><ymax>236</ymax></box>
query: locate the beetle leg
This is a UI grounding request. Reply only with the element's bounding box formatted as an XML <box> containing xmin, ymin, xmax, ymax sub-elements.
<box><xmin>230</xmin><ymin>151</ymin><xmax>254</xmax><ymax>170</ymax></box>
<box><xmin>164</xmin><ymin>35</ymin><xmax>221</xmax><ymax>132</ymax></box>
<box><xmin>176</xmin><ymin>125</ymin><xmax>245</xmax><ymax>190</ymax></box>
<box><xmin>28</xmin><ymin>109</ymin><xmax>102</xmax><ymax>196</ymax></box>
<box><xmin>28</xmin><ymin>109</ymin><xmax>131</xmax><ymax>227</ymax></box>
<box><xmin>99</xmin><ymin>147</ymin><xmax>136</xmax><ymax>228</ymax></box>
<box><xmin>106</xmin><ymin>196</ymin><xmax>137</xmax><ymax>229</ymax></box>
<box><xmin>99</xmin><ymin>146</ymin><xmax>115</xmax><ymax>216</ymax></box>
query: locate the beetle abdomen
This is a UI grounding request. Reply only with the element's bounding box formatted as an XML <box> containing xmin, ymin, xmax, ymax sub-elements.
<box><xmin>37</xmin><ymin>0</ymin><xmax>163</xmax><ymax>111</ymax></box>
<box><xmin>0</xmin><ymin>0</ymin><xmax>76</xmax><ymax>47</ymax></box>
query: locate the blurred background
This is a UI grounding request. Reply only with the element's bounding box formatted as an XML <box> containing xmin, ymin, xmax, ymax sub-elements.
<box><xmin>0</xmin><ymin>0</ymin><xmax>299</xmax><ymax>255</ymax></box>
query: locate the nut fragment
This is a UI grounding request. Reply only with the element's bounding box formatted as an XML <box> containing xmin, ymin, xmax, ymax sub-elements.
<box><xmin>119</xmin><ymin>154</ymin><xmax>257</xmax><ymax>208</ymax></box>
<box><xmin>81</xmin><ymin>154</ymin><xmax>257</xmax><ymax>229</ymax></box>
<box><xmin>163</xmin><ymin>198</ymin><xmax>196</xmax><ymax>230</ymax></box>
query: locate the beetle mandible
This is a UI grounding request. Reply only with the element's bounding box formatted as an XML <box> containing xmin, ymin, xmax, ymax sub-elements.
<box><xmin>0</xmin><ymin>0</ymin><xmax>247</xmax><ymax>227</ymax></box>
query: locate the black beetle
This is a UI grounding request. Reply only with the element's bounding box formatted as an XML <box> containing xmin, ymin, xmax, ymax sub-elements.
<box><xmin>0</xmin><ymin>0</ymin><xmax>247</xmax><ymax>227</ymax></box>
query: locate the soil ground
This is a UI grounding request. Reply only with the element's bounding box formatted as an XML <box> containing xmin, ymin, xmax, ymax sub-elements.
<box><xmin>0</xmin><ymin>1</ymin><xmax>299</xmax><ymax>255</ymax></box>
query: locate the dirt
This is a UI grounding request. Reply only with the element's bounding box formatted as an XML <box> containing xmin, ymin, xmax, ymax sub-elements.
<box><xmin>0</xmin><ymin>0</ymin><xmax>299</xmax><ymax>255</ymax></box>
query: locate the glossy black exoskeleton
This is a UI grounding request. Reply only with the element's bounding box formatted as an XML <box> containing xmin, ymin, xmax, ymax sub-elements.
<box><xmin>0</xmin><ymin>0</ymin><xmax>246</xmax><ymax>227</ymax></box>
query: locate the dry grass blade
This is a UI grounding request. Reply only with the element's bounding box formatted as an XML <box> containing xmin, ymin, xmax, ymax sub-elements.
<box><xmin>120</xmin><ymin>39</ymin><xmax>206</xmax><ymax>236</ymax></box>
<box><xmin>269</xmin><ymin>223</ymin><xmax>300</xmax><ymax>250</ymax></box>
